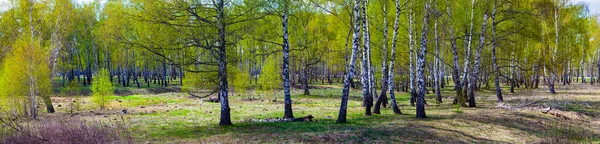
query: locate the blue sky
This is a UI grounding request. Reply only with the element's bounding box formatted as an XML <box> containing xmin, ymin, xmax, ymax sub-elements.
<box><xmin>574</xmin><ymin>0</ymin><xmax>600</xmax><ymax>14</ymax></box>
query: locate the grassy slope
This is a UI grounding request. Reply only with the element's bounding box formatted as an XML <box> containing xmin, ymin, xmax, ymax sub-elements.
<box><xmin>43</xmin><ymin>82</ymin><xmax>600</xmax><ymax>143</ymax></box>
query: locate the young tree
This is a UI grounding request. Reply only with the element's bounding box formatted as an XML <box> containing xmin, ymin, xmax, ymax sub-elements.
<box><xmin>258</xmin><ymin>57</ymin><xmax>282</xmax><ymax>101</ymax></box>
<box><xmin>91</xmin><ymin>68</ymin><xmax>114</xmax><ymax>109</ymax></box>
<box><xmin>0</xmin><ymin>38</ymin><xmax>51</xmax><ymax>119</ymax></box>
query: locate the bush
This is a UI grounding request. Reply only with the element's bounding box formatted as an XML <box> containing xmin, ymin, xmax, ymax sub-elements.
<box><xmin>91</xmin><ymin>68</ymin><xmax>114</xmax><ymax>109</ymax></box>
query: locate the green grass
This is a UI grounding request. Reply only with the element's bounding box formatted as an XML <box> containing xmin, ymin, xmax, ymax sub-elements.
<box><xmin>105</xmin><ymin>95</ymin><xmax>184</xmax><ymax>107</ymax></box>
<box><xmin>39</xmin><ymin>82</ymin><xmax>600</xmax><ymax>143</ymax></box>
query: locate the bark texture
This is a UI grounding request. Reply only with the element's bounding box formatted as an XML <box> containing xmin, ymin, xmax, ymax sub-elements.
<box><xmin>387</xmin><ymin>0</ymin><xmax>403</xmax><ymax>114</ymax></box>
<box><xmin>337</xmin><ymin>0</ymin><xmax>361</xmax><ymax>123</ymax></box>
<box><xmin>282</xmin><ymin>2</ymin><xmax>294</xmax><ymax>119</ymax></box>
<box><xmin>416</xmin><ymin>0</ymin><xmax>431</xmax><ymax>119</ymax></box>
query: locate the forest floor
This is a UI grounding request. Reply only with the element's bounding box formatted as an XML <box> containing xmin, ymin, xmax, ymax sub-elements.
<box><xmin>35</xmin><ymin>82</ymin><xmax>600</xmax><ymax>143</ymax></box>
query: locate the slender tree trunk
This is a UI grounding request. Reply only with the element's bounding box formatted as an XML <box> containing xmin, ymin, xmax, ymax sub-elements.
<box><xmin>374</xmin><ymin>0</ymin><xmax>390</xmax><ymax>114</ymax></box>
<box><xmin>162</xmin><ymin>57</ymin><xmax>168</xmax><ymax>87</ymax></box>
<box><xmin>303</xmin><ymin>65</ymin><xmax>310</xmax><ymax>95</ymax></box>
<box><xmin>563</xmin><ymin>61</ymin><xmax>568</xmax><ymax>85</ymax></box>
<box><xmin>457</xmin><ymin>0</ymin><xmax>476</xmax><ymax>106</ymax></box>
<box><xmin>535</xmin><ymin>63</ymin><xmax>540</xmax><ymax>88</ymax></box>
<box><xmin>360</xmin><ymin>0</ymin><xmax>373</xmax><ymax>116</ymax></box>
<box><xmin>582</xmin><ymin>38</ymin><xmax>587</xmax><ymax>84</ymax></box>
<box><xmin>387</xmin><ymin>0</ymin><xmax>403</xmax><ymax>114</ymax></box>
<box><xmin>597</xmin><ymin>50</ymin><xmax>600</xmax><ymax>82</ymax></box>
<box><xmin>547</xmin><ymin>0</ymin><xmax>559</xmax><ymax>94</ymax></box>
<box><xmin>27</xmin><ymin>0</ymin><xmax>38</xmax><ymax>119</ymax></box>
<box><xmin>445</xmin><ymin>0</ymin><xmax>463</xmax><ymax>105</ymax></box>
<box><xmin>216</xmin><ymin>0</ymin><xmax>232</xmax><ymax>126</ymax></box>
<box><xmin>468</xmin><ymin>13</ymin><xmax>489</xmax><ymax>107</ymax></box>
<box><xmin>491</xmin><ymin>1</ymin><xmax>503</xmax><ymax>102</ymax></box>
<box><xmin>337</xmin><ymin>0</ymin><xmax>361</xmax><ymax>123</ymax></box>
<box><xmin>434</xmin><ymin>20</ymin><xmax>442</xmax><ymax>104</ymax></box>
<box><xmin>510</xmin><ymin>52</ymin><xmax>515</xmax><ymax>93</ymax></box>
<box><xmin>282</xmin><ymin>2</ymin><xmax>294</xmax><ymax>119</ymax></box>
<box><xmin>416</xmin><ymin>0</ymin><xmax>431</xmax><ymax>119</ymax></box>
<box><xmin>408</xmin><ymin>5</ymin><xmax>417</xmax><ymax>106</ymax></box>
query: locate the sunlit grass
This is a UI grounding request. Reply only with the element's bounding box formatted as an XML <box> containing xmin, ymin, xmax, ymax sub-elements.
<box><xmin>41</xmin><ymin>83</ymin><xmax>600</xmax><ymax>143</ymax></box>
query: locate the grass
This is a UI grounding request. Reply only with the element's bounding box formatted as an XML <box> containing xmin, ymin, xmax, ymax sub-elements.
<box><xmin>26</xmin><ymin>82</ymin><xmax>600</xmax><ymax>143</ymax></box>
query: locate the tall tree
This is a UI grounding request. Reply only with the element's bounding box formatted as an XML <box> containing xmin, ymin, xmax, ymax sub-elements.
<box><xmin>281</xmin><ymin>0</ymin><xmax>293</xmax><ymax>119</ymax></box>
<box><xmin>360</xmin><ymin>0</ymin><xmax>373</xmax><ymax>116</ymax></box>
<box><xmin>374</xmin><ymin>0</ymin><xmax>390</xmax><ymax>114</ymax></box>
<box><xmin>216</xmin><ymin>0</ymin><xmax>232</xmax><ymax>125</ymax></box>
<box><xmin>445</xmin><ymin>0</ymin><xmax>463</xmax><ymax>105</ymax></box>
<box><xmin>490</xmin><ymin>0</ymin><xmax>503</xmax><ymax>102</ymax></box>
<box><xmin>337</xmin><ymin>0</ymin><xmax>361</xmax><ymax>123</ymax></box>
<box><xmin>434</xmin><ymin>19</ymin><xmax>442</xmax><ymax>104</ymax></box>
<box><xmin>457</xmin><ymin>0</ymin><xmax>477</xmax><ymax>106</ymax></box>
<box><xmin>408</xmin><ymin>1</ymin><xmax>416</xmax><ymax>106</ymax></box>
<box><xmin>468</xmin><ymin>12</ymin><xmax>489</xmax><ymax>107</ymax></box>
<box><xmin>387</xmin><ymin>0</ymin><xmax>403</xmax><ymax>114</ymax></box>
<box><xmin>416</xmin><ymin>0</ymin><xmax>432</xmax><ymax>119</ymax></box>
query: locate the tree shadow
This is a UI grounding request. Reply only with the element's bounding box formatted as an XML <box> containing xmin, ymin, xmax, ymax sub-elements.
<box><xmin>455</xmin><ymin>110</ymin><xmax>600</xmax><ymax>142</ymax></box>
<box><xmin>142</xmin><ymin>110</ymin><xmax>511</xmax><ymax>143</ymax></box>
<box><xmin>503</xmin><ymin>98</ymin><xmax>600</xmax><ymax>117</ymax></box>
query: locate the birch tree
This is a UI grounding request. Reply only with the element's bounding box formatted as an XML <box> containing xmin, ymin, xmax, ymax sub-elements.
<box><xmin>408</xmin><ymin>2</ymin><xmax>416</xmax><ymax>106</ymax></box>
<box><xmin>416</xmin><ymin>0</ymin><xmax>432</xmax><ymax>119</ymax></box>
<box><xmin>386</xmin><ymin>0</ymin><xmax>403</xmax><ymax>114</ymax></box>
<box><xmin>281</xmin><ymin>0</ymin><xmax>293</xmax><ymax>119</ymax></box>
<box><xmin>337</xmin><ymin>0</ymin><xmax>362</xmax><ymax>123</ymax></box>
<box><xmin>360</xmin><ymin>0</ymin><xmax>373</xmax><ymax>116</ymax></box>
<box><xmin>457</xmin><ymin>0</ymin><xmax>476</xmax><ymax>106</ymax></box>
<box><xmin>467</xmin><ymin>12</ymin><xmax>489</xmax><ymax>107</ymax></box>
<box><xmin>490</xmin><ymin>0</ymin><xmax>503</xmax><ymax>102</ymax></box>
<box><xmin>445</xmin><ymin>0</ymin><xmax>463</xmax><ymax>104</ymax></box>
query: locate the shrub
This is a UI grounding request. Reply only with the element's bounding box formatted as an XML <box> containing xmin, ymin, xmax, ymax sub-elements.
<box><xmin>91</xmin><ymin>68</ymin><xmax>114</xmax><ymax>109</ymax></box>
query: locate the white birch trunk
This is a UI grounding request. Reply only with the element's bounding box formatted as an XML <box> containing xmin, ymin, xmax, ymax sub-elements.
<box><xmin>338</xmin><ymin>0</ymin><xmax>362</xmax><ymax>123</ymax></box>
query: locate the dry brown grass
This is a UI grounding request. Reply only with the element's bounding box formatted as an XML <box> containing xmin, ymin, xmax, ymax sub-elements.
<box><xmin>1</xmin><ymin>117</ymin><xmax>127</xmax><ymax>144</ymax></box>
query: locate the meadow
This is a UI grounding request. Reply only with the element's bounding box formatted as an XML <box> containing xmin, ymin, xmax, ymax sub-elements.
<box><xmin>21</xmin><ymin>81</ymin><xmax>600</xmax><ymax>143</ymax></box>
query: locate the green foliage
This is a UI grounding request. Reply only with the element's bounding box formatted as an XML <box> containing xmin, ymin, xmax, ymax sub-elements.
<box><xmin>230</xmin><ymin>66</ymin><xmax>251</xmax><ymax>96</ymax></box>
<box><xmin>91</xmin><ymin>68</ymin><xmax>114</xmax><ymax>109</ymax></box>
<box><xmin>258</xmin><ymin>57</ymin><xmax>281</xmax><ymax>99</ymax></box>
<box><xmin>182</xmin><ymin>71</ymin><xmax>218</xmax><ymax>93</ymax></box>
<box><xmin>0</xmin><ymin>37</ymin><xmax>51</xmax><ymax>116</ymax></box>
<box><xmin>61</xmin><ymin>81</ymin><xmax>81</xmax><ymax>97</ymax></box>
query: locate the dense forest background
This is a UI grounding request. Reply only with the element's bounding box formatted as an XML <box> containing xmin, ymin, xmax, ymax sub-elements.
<box><xmin>0</xmin><ymin>0</ymin><xmax>600</xmax><ymax>141</ymax></box>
